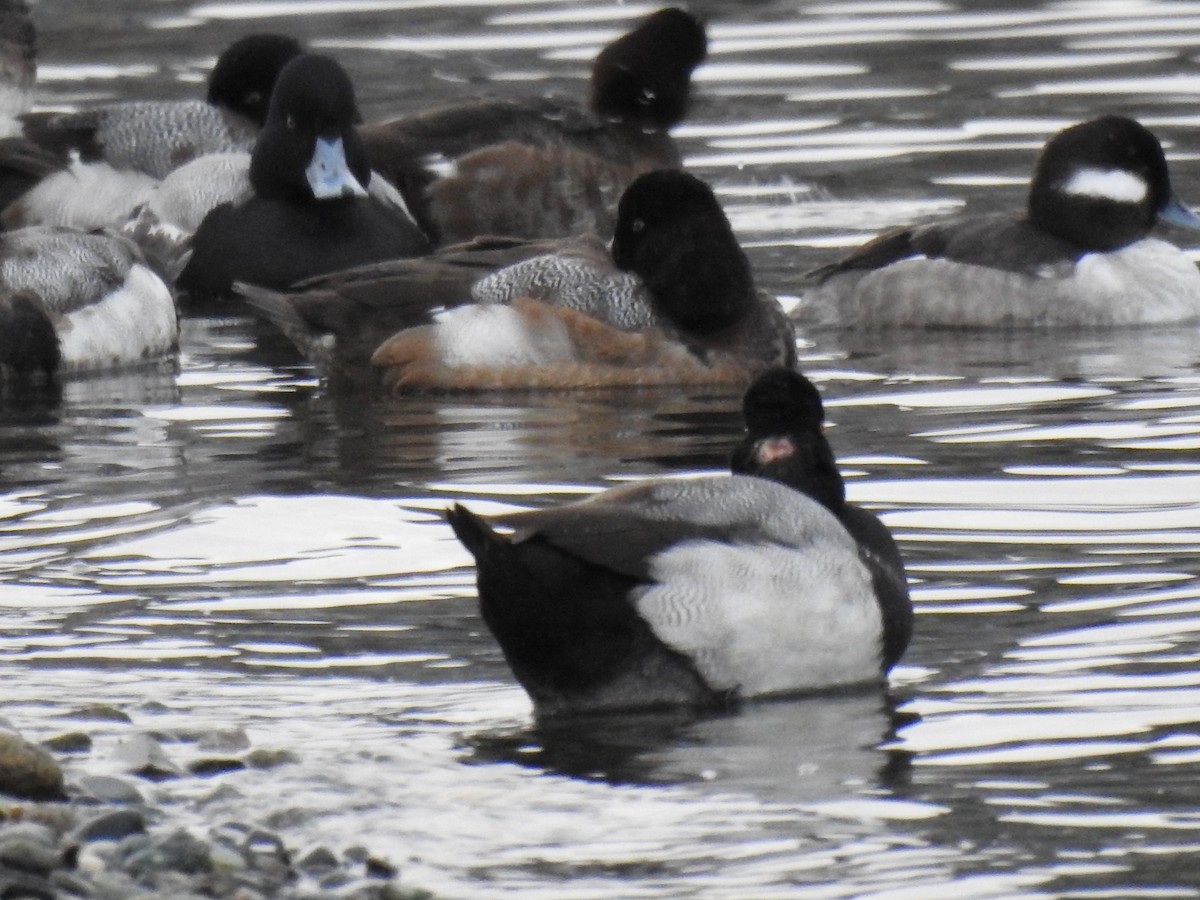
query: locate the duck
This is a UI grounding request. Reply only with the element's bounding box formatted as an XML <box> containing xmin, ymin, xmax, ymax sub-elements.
<box><xmin>0</xmin><ymin>226</ymin><xmax>177</xmax><ymax>380</ymax></box>
<box><xmin>175</xmin><ymin>53</ymin><xmax>432</xmax><ymax>304</ymax></box>
<box><xmin>239</xmin><ymin>169</ymin><xmax>796</xmax><ymax>390</ymax></box>
<box><xmin>1</xmin><ymin>33</ymin><xmax>306</xmax><ymax>231</ymax></box>
<box><xmin>359</xmin><ymin>7</ymin><xmax>708</xmax><ymax>246</ymax></box>
<box><xmin>797</xmin><ymin>115</ymin><xmax>1200</xmax><ymax>329</ymax></box>
<box><xmin>445</xmin><ymin>366</ymin><xmax>913</xmax><ymax>717</ymax></box>
<box><xmin>122</xmin><ymin>145</ymin><xmax>418</xmax><ymax>282</ymax></box>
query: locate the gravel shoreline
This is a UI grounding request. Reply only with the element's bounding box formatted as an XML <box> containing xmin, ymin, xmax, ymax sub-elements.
<box><xmin>0</xmin><ymin>709</ymin><xmax>435</xmax><ymax>899</ymax></box>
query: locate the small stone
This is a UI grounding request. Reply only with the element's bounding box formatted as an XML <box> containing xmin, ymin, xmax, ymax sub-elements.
<box><xmin>365</xmin><ymin>856</ymin><xmax>398</xmax><ymax>879</ymax></box>
<box><xmin>0</xmin><ymin>823</ymin><xmax>58</xmax><ymax>847</ymax></box>
<box><xmin>196</xmin><ymin>727</ymin><xmax>250</xmax><ymax>753</ymax></box>
<box><xmin>318</xmin><ymin>870</ymin><xmax>353</xmax><ymax>890</ymax></box>
<box><xmin>60</xmin><ymin>705</ymin><xmax>131</xmax><ymax>723</ymax></box>
<box><xmin>123</xmin><ymin>828</ymin><xmax>212</xmax><ymax>877</ymax></box>
<box><xmin>74</xmin><ymin>774</ymin><xmax>144</xmax><ymax>805</ymax></box>
<box><xmin>298</xmin><ymin>846</ymin><xmax>339</xmax><ymax>874</ymax></box>
<box><xmin>110</xmin><ymin>734</ymin><xmax>182</xmax><ymax>781</ymax></box>
<box><xmin>40</xmin><ymin>731</ymin><xmax>92</xmax><ymax>753</ymax></box>
<box><xmin>243</xmin><ymin>748</ymin><xmax>297</xmax><ymax>769</ymax></box>
<box><xmin>188</xmin><ymin>757</ymin><xmax>246</xmax><ymax>777</ymax></box>
<box><xmin>0</xmin><ymin>731</ymin><xmax>64</xmax><ymax>801</ymax></box>
<box><xmin>73</xmin><ymin>809</ymin><xmax>146</xmax><ymax>843</ymax></box>
<box><xmin>0</xmin><ymin>871</ymin><xmax>55</xmax><ymax>900</ymax></box>
<box><xmin>0</xmin><ymin>836</ymin><xmax>59</xmax><ymax>876</ymax></box>
<box><xmin>245</xmin><ymin>829</ymin><xmax>288</xmax><ymax>864</ymax></box>
<box><xmin>208</xmin><ymin>839</ymin><xmax>245</xmax><ymax>872</ymax></box>
<box><xmin>49</xmin><ymin>869</ymin><xmax>97</xmax><ymax>896</ymax></box>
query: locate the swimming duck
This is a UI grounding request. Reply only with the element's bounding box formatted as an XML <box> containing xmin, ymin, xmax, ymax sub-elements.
<box><xmin>122</xmin><ymin>146</ymin><xmax>418</xmax><ymax>282</ymax></box>
<box><xmin>1</xmin><ymin>34</ymin><xmax>305</xmax><ymax>231</ymax></box>
<box><xmin>359</xmin><ymin>7</ymin><xmax>707</xmax><ymax>245</ymax></box>
<box><xmin>241</xmin><ymin>170</ymin><xmax>796</xmax><ymax>390</ymax></box>
<box><xmin>0</xmin><ymin>226</ymin><xmax>177</xmax><ymax>380</ymax></box>
<box><xmin>798</xmin><ymin>115</ymin><xmax>1200</xmax><ymax>329</ymax></box>
<box><xmin>175</xmin><ymin>53</ymin><xmax>431</xmax><ymax>303</ymax></box>
<box><xmin>446</xmin><ymin>366</ymin><xmax>912</xmax><ymax>717</ymax></box>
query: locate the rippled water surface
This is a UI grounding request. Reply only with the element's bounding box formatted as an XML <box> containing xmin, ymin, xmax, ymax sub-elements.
<box><xmin>9</xmin><ymin>0</ymin><xmax>1200</xmax><ymax>896</ymax></box>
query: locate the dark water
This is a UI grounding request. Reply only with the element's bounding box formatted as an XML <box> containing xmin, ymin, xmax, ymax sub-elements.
<box><xmin>7</xmin><ymin>0</ymin><xmax>1200</xmax><ymax>896</ymax></box>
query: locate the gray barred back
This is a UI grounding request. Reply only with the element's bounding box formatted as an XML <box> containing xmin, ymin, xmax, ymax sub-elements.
<box><xmin>471</xmin><ymin>253</ymin><xmax>660</xmax><ymax>331</ymax></box>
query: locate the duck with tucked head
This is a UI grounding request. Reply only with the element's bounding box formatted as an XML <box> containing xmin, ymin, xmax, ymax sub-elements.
<box><xmin>176</xmin><ymin>53</ymin><xmax>431</xmax><ymax>303</ymax></box>
<box><xmin>446</xmin><ymin>366</ymin><xmax>912</xmax><ymax>717</ymax></box>
<box><xmin>2</xmin><ymin>33</ymin><xmax>305</xmax><ymax>230</ymax></box>
<box><xmin>798</xmin><ymin>116</ymin><xmax>1200</xmax><ymax>329</ymax></box>
<box><xmin>240</xmin><ymin>169</ymin><xmax>795</xmax><ymax>390</ymax></box>
<box><xmin>0</xmin><ymin>227</ymin><xmax>176</xmax><ymax>382</ymax></box>
<box><xmin>360</xmin><ymin>7</ymin><xmax>708</xmax><ymax>245</ymax></box>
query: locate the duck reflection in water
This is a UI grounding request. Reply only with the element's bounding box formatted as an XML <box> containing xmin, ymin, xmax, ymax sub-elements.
<box><xmin>462</xmin><ymin>691</ymin><xmax>916</xmax><ymax>805</ymax></box>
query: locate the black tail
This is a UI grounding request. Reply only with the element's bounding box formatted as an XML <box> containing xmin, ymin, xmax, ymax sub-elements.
<box><xmin>445</xmin><ymin>502</ymin><xmax>712</xmax><ymax>714</ymax></box>
<box><xmin>445</xmin><ymin>503</ymin><xmax>499</xmax><ymax>561</ymax></box>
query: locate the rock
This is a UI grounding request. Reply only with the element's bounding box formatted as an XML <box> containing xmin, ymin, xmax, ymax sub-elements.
<box><xmin>365</xmin><ymin>856</ymin><xmax>398</xmax><ymax>879</ymax></box>
<box><xmin>73</xmin><ymin>809</ymin><xmax>147</xmax><ymax>843</ymax></box>
<box><xmin>48</xmin><ymin>869</ymin><xmax>96</xmax><ymax>896</ymax></box>
<box><xmin>188</xmin><ymin>758</ymin><xmax>246</xmax><ymax>777</ymax></box>
<box><xmin>0</xmin><ymin>731</ymin><xmax>65</xmax><ymax>800</ymax></box>
<box><xmin>297</xmin><ymin>845</ymin><xmax>339</xmax><ymax>874</ymax></box>
<box><xmin>243</xmin><ymin>748</ymin><xmax>297</xmax><ymax>769</ymax></box>
<box><xmin>196</xmin><ymin>727</ymin><xmax>251</xmax><ymax>753</ymax></box>
<box><xmin>74</xmin><ymin>774</ymin><xmax>145</xmax><ymax>805</ymax></box>
<box><xmin>0</xmin><ymin>834</ymin><xmax>60</xmax><ymax>876</ymax></box>
<box><xmin>60</xmin><ymin>704</ymin><xmax>131</xmax><ymax>723</ymax></box>
<box><xmin>0</xmin><ymin>870</ymin><xmax>55</xmax><ymax>899</ymax></box>
<box><xmin>123</xmin><ymin>828</ymin><xmax>212</xmax><ymax>877</ymax></box>
<box><xmin>110</xmin><ymin>734</ymin><xmax>182</xmax><ymax>781</ymax></box>
<box><xmin>41</xmin><ymin>731</ymin><xmax>92</xmax><ymax>753</ymax></box>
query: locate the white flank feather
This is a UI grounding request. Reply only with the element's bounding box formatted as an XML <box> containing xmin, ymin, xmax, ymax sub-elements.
<box><xmin>55</xmin><ymin>264</ymin><xmax>178</xmax><ymax>371</ymax></box>
<box><xmin>14</xmin><ymin>161</ymin><xmax>158</xmax><ymax>230</ymax></box>
<box><xmin>432</xmin><ymin>304</ymin><xmax>575</xmax><ymax>368</ymax></box>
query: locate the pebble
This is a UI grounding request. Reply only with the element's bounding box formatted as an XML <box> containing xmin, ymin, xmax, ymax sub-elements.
<box><xmin>75</xmin><ymin>773</ymin><xmax>145</xmax><ymax>804</ymax></box>
<box><xmin>41</xmin><ymin>731</ymin><xmax>92</xmax><ymax>753</ymax></box>
<box><xmin>0</xmin><ymin>833</ymin><xmax>59</xmax><ymax>875</ymax></box>
<box><xmin>73</xmin><ymin>808</ymin><xmax>147</xmax><ymax>843</ymax></box>
<box><xmin>0</xmin><ymin>719</ymin><xmax>433</xmax><ymax>900</ymax></box>
<box><xmin>61</xmin><ymin>704</ymin><xmax>132</xmax><ymax>723</ymax></box>
<box><xmin>197</xmin><ymin>727</ymin><xmax>251</xmax><ymax>753</ymax></box>
<box><xmin>111</xmin><ymin>733</ymin><xmax>183</xmax><ymax>781</ymax></box>
<box><xmin>0</xmin><ymin>730</ymin><xmax>64</xmax><ymax>801</ymax></box>
<box><xmin>189</xmin><ymin>757</ymin><xmax>246</xmax><ymax>777</ymax></box>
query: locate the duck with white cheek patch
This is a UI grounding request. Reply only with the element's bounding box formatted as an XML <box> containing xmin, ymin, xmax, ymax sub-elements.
<box><xmin>797</xmin><ymin>115</ymin><xmax>1200</xmax><ymax>328</ymax></box>
<box><xmin>446</xmin><ymin>367</ymin><xmax>912</xmax><ymax>718</ymax></box>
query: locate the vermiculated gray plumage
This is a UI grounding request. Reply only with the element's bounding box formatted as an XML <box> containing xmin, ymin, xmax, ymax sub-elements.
<box><xmin>26</xmin><ymin>101</ymin><xmax>257</xmax><ymax>179</ymax></box>
<box><xmin>471</xmin><ymin>253</ymin><xmax>660</xmax><ymax>331</ymax></box>
<box><xmin>0</xmin><ymin>226</ymin><xmax>141</xmax><ymax>311</ymax></box>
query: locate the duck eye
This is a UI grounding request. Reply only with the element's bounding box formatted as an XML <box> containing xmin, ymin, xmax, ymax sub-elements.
<box><xmin>285</xmin><ymin>114</ymin><xmax>296</xmax><ymax>130</ymax></box>
<box><xmin>631</xmin><ymin>218</ymin><xmax>645</xmax><ymax>233</ymax></box>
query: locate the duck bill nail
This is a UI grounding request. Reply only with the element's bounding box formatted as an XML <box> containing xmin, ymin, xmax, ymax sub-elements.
<box><xmin>306</xmin><ymin>137</ymin><xmax>368</xmax><ymax>199</ymax></box>
<box><xmin>1158</xmin><ymin>195</ymin><xmax>1200</xmax><ymax>231</ymax></box>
